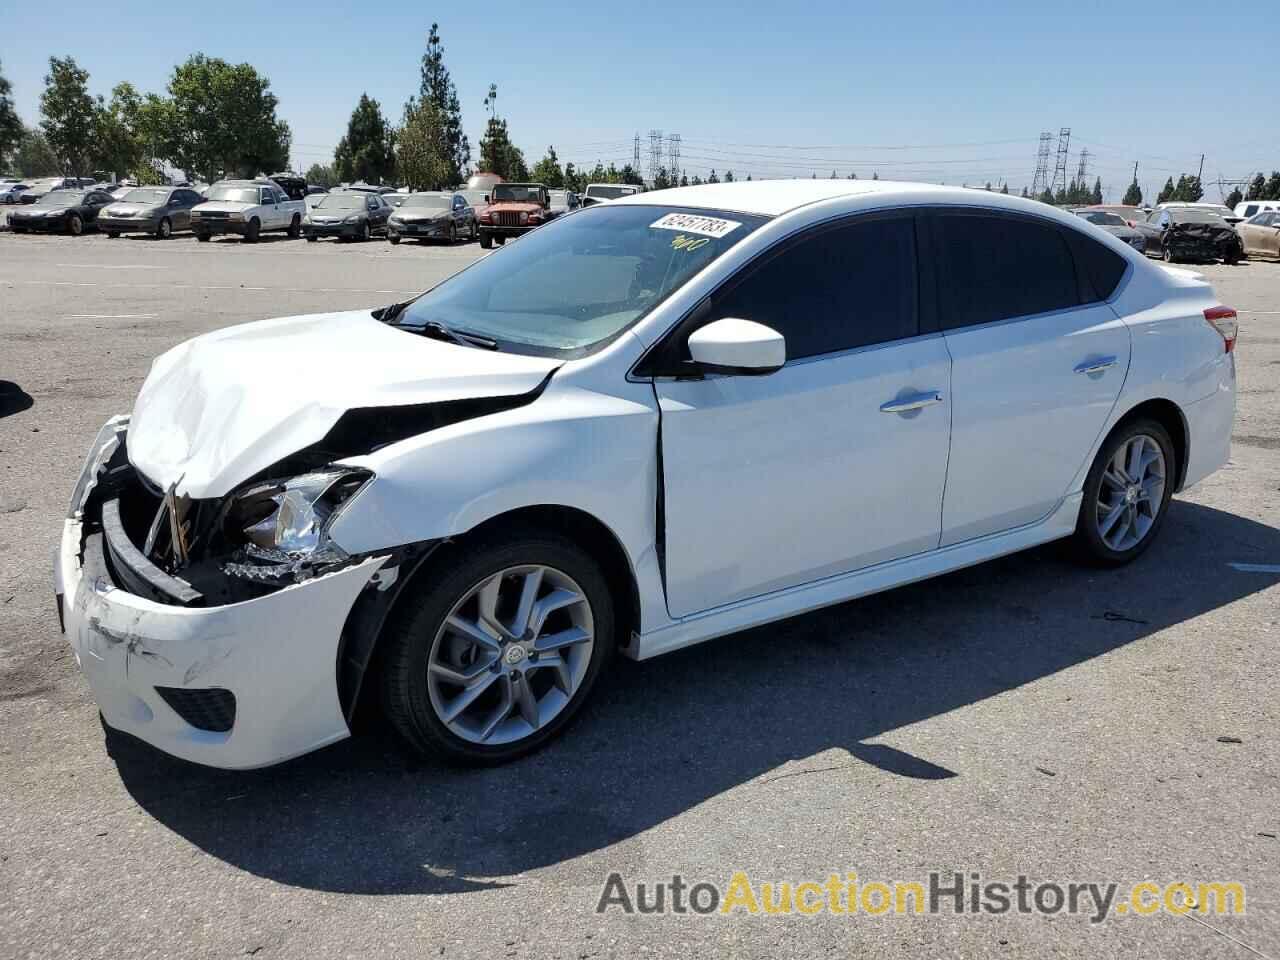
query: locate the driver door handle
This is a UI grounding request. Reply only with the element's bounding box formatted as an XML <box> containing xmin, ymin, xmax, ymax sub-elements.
<box><xmin>1074</xmin><ymin>357</ymin><xmax>1118</xmax><ymax>375</ymax></box>
<box><xmin>880</xmin><ymin>392</ymin><xmax>944</xmax><ymax>414</ymax></box>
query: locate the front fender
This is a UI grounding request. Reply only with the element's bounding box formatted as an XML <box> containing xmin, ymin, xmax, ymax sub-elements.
<box><xmin>326</xmin><ymin>381</ymin><xmax>665</xmax><ymax>622</ymax></box>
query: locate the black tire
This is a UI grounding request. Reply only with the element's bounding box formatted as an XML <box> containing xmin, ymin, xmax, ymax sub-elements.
<box><xmin>361</xmin><ymin>222</ymin><xmax>371</xmax><ymax>242</ymax></box>
<box><xmin>388</xmin><ymin>235</ymin><xmax>400</xmax><ymax>245</ymax></box>
<box><xmin>470</xmin><ymin>220</ymin><xmax>478</xmax><ymax>240</ymax></box>
<box><xmin>305</xmin><ymin>234</ymin><xmax>318</xmax><ymax>242</ymax></box>
<box><xmin>106</xmin><ymin>230</ymin><xmax>119</xmax><ymax>239</ymax></box>
<box><xmin>1072</xmin><ymin>417</ymin><xmax>1176</xmax><ymax>567</ymax></box>
<box><xmin>243</xmin><ymin>218</ymin><xmax>260</xmax><ymax>243</ymax></box>
<box><xmin>156</xmin><ymin>217</ymin><xmax>172</xmax><ymax>240</ymax></box>
<box><xmin>196</xmin><ymin>231</ymin><xmax>211</xmax><ymax>242</ymax></box>
<box><xmin>479</xmin><ymin>232</ymin><xmax>492</xmax><ymax>249</ymax></box>
<box><xmin>1162</xmin><ymin>246</ymin><xmax>1176</xmax><ymax>263</ymax></box>
<box><xmin>449</xmin><ymin>221</ymin><xmax>457</xmax><ymax>244</ymax></box>
<box><xmin>495</xmin><ymin>234</ymin><xmax>505</xmax><ymax>245</ymax></box>
<box><xmin>68</xmin><ymin>214</ymin><xmax>83</xmax><ymax>236</ymax></box>
<box><xmin>287</xmin><ymin>214</ymin><xmax>301</xmax><ymax>239</ymax></box>
<box><xmin>380</xmin><ymin>529</ymin><xmax>616</xmax><ymax>765</ymax></box>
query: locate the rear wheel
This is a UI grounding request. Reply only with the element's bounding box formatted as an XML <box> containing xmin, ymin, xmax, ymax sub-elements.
<box><xmin>1073</xmin><ymin>418</ymin><xmax>1175</xmax><ymax>566</ymax></box>
<box><xmin>106</xmin><ymin>230</ymin><xmax>119</xmax><ymax>239</ymax></box>
<box><xmin>67</xmin><ymin>214</ymin><xmax>83</xmax><ymax>236</ymax></box>
<box><xmin>380</xmin><ymin>530</ymin><xmax>615</xmax><ymax>765</ymax></box>
<box><xmin>156</xmin><ymin>217</ymin><xmax>172</xmax><ymax>240</ymax></box>
<box><xmin>470</xmin><ymin>220</ymin><xmax>478</xmax><ymax>240</ymax></box>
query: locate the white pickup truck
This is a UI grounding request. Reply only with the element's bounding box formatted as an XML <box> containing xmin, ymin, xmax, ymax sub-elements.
<box><xmin>580</xmin><ymin>182</ymin><xmax>642</xmax><ymax>207</ymax></box>
<box><xmin>191</xmin><ymin>178</ymin><xmax>306</xmax><ymax>243</ymax></box>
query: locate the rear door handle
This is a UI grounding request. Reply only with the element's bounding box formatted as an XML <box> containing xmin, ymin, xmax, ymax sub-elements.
<box><xmin>1074</xmin><ymin>357</ymin><xmax>1118</xmax><ymax>375</ymax></box>
<box><xmin>880</xmin><ymin>392</ymin><xmax>944</xmax><ymax>414</ymax></box>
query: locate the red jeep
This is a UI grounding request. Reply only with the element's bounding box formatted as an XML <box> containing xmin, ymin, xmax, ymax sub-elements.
<box><xmin>478</xmin><ymin>182</ymin><xmax>550</xmax><ymax>249</ymax></box>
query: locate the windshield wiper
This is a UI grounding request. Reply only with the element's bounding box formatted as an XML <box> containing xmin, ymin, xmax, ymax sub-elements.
<box><xmin>415</xmin><ymin>319</ymin><xmax>499</xmax><ymax>351</ymax></box>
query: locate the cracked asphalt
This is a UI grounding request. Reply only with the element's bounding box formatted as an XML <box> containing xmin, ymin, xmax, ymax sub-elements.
<box><xmin>0</xmin><ymin>230</ymin><xmax>1277</xmax><ymax>959</ymax></box>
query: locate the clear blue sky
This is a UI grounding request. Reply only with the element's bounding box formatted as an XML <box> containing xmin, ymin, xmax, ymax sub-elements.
<box><xmin>5</xmin><ymin>0</ymin><xmax>1277</xmax><ymax>202</ymax></box>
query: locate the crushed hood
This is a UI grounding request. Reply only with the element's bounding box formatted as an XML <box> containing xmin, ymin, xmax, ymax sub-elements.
<box><xmin>128</xmin><ymin>309</ymin><xmax>560</xmax><ymax>499</ymax></box>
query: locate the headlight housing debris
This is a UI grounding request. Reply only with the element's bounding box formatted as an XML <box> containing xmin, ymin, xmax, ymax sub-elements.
<box><xmin>222</xmin><ymin>467</ymin><xmax>371</xmax><ymax>584</ymax></box>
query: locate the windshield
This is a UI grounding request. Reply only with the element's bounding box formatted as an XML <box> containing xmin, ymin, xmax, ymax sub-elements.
<box><xmin>1172</xmin><ymin>208</ymin><xmax>1227</xmax><ymax>224</ymax></box>
<box><xmin>1079</xmin><ymin>211</ymin><xmax>1126</xmax><ymax>226</ymax></box>
<box><xmin>314</xmin><ymin>193</ymin><xmax>364</xmax><ymax>210</ymax></box>
<box><xmin>586</xmin><ymin>185</ymin><xmax>635</xmax><ymax>200</ymax></box>
<box><xmin>397</xmin><ymin>205</ymin><xmax>768</xmax><ymax>357</ymax></box>
<box><xmin>206</xmin><ymin>185</ymin><xmax>261</xmax><ymax>204</ymax></box>
<box><xmin>122</xmin><ymin>188</ymin><xmax>169</xmax><ymax>205</ymax></box>
<box><xmin>492</xmin><ymin>184</ymin><xmax>543</xmax><ymax>202</ymax></box>
<box><xmin>461</xmin><ymin>190</ymin><xmax>488</xmax><ymax>206</ymax></box>
<box><xmin>403</xmin><ymin>194</ymin><xmax>451</xmax><ymax>209</ymax></box>
<box><xmin>34</xmin><ymin>190</ymin><xmax>83</xmax><ymax>207</ymax></box>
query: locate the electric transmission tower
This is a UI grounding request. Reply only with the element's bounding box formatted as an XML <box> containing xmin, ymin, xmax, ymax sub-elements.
<box><xmin>1031</xmin><ymin>132</ymin><xmax>1053</xmax><ymax>195</ymax></box>
<box><xmin>633</xmin><ymin>133</ymin><xmax>642</xmax><ymax>174</ymax></box>
<box><xmin>666</xmin><ymin>133</ymin><xmax>681</xmax><ymax>184</ymax></box>
<box><xmin>1050</xmin><ymin>127</ymin><xmax>1071</xmax><ymax>195</ymax></box>
<box><xmin>1074</xmin><ymin>148</ymin><xmax>1090</xmax><ymax>192</ymax></box>
<box><xmin>648</xmin><ymin>130</ymin><xmax>664</xmax><ymax>186</ymax></box>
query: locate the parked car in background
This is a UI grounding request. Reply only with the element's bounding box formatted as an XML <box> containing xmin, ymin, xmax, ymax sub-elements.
<box><xmin>98</xmin><ymin>186</ymin><xmax>205</xmax><ymax>239</ymax></box>
<box><xmin>581</xmin><ymin>183</ymin><xmax>641</xmax><ymax>207</ymax></box>
<box><xmin>1</xmin><ymin>182</ymin><xmax>30</xmax><ymax>204</ymax></box>
<box><xmin>1133</xmin><ymin>206</ymin><xmax>1244</xmax><ymax>264</ymax></box>
<box><xmin>266</xmin><ymin>173</ymin><xmax>310</xmax><ymax>203</ymax></box>
<box><xmin>1237</xmin><ymin>211</ymin><xmax>1280</xmax><ymax>261</ymax></box>
<box><xmin>306</xmin><ymin>184</ymin><xmax>329</xmax><ymax>196</ymax></box>
<box><xmin>387</xmin><ymin>191</ymin><xmax>476</xmax><ymax>244</ymax></box>
<box><xmin>478</xmin><ymin>182</ymin><xmax>550</xmax><ymax>248</ymax></box>
<box><xmin>460</xmin><ymin>189</ymin><xmax>491</xmax><ymax>222</ymax></box>
<box><xmin>1168</xmin><ymin>201</ymin><xmax>1242</xmax><ymax>225</ymax></box>
<box><xmin>1235</xmin><ymin>200</ymin><xmax>1280</xmax><ymax>221</ymax></box>
<box><xmin>191</xmin><ymin>179</ymin><xmax>305</xmax><ymax>243</ymax></box>
<box><xmin>547</xmin><ymin>189</ymin><xmax>579</xmax><ymax>219</ymax></box>
<box><xmin>302</xmin><ymin>190</ymin><xmax>391</xmax><ymax>241</ymax></box>
<box><xmin>1074</xmin><ymin>209</ymin><xmax>1146</xmax><ymax>252</ymax></box>
<box><xmin>1081</xmin><ymin>204</ymin><xmax>1149</xmax><ymax>227</ymax></box>
<box><xmin>7</xmin><ymin>188</ymin><xmax>115</xmax><ymax>235</ymax></box>
<box><xmin>55</xmin><ymin>181</ymin><xmax>1237</xmax><ymax>768</ymax></box>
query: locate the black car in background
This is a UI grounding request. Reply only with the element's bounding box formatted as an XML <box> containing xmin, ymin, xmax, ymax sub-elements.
<box><xmin>8</xmin><ymin>188</ymin><xmax>115</xmax><ymax>235</ymax></box>
<box><xmin>1133</xmin><ymin>205</ymin><xmax>1243</xmax><ymax>264</ymax></box>
<box><xmin>1073</xmin><ymin>209</ymin><xmax>1146</xmax><ymax>253</ymax></box>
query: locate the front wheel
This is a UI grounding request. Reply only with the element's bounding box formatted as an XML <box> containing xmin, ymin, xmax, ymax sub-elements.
<box><xmin>361</xmin><ymin>222</ymin><xmax>371</xmax><ymax>242</ymax></box>
<box><xmin>243</xmin><ymin>218</ymin><xmax>260</xmax><ymax>243</ymax></box>
<box><xmin>470</xmin><ymin>220</ymin><xmax>478</xmax><ymax>240</ymax></box>
<box><xmin>479</xmin><ymin>232</ymin><xmax>492</xmax><ymax>249</ymax></box>
<box><xmin>1162</xmin><ymin>246</ymin><xmax>1176</xmax><ymax>263</ymax></box>
<box><xmin>196</xmin><ymin>231</ymin><xmax>211</xmax><ymax>242</ymax></box>
<box><xmin>287</xmin><ymin>214</ymin><xmax>301</xmax><ymax>238</ymax></box>
<box><xmin>156</xmin><ymin>217</ymin><xmax>172</xmax><ymax>240</ymax></box>
<box><xmin>68</xmin><ymin>214</ymin><xmax>83</xmax><ymax>236</ymax></box>
<box><xmin>388</xmin><ymin>235</ymin><xmax>400</xmax><ymax>245</ymax></box>
<box><xmin>380</xmin><ymin>530</ymin><xmax>616</xmax><ymax>765</ymax></box>
<box><xmin>106</xmin><ymin>230</ymin><xmax>119</xmax><ymax>239</ymax></box>
<box><xmin>1073</xmin><ymin>418</ymin><xmax>1175</xmax><ymax>566</ymax></box>
<box><xmin>449</xmin><ymin>221</ymin><xmax>457</xmax><ymax>244</ymax></box>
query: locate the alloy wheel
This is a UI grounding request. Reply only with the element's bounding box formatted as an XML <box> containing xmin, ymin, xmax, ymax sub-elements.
<box><xmin>1095</xmin><ymin>434</ymin><xmax>1166</xmax><ymax>552</ymax></box>
<box><xmin>426</xmin><ymin>564</ymin><xmax>595</xmax><ymax>746</ymax></box>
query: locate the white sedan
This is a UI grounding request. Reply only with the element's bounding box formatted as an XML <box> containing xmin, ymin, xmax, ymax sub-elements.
<box><xmin>55</xmin><ymin>180</ymin><xmax>1237</xmax><ymax>768</ymax></box>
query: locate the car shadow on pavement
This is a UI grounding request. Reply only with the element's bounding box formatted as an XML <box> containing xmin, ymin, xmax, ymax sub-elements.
<box><xmin>106</xmin><ymin>500</ymin><xmax>1280</xmax><ymax>895</ymax></box>
<box><xmin>0</xmin><ymin>381</ymin><xmax>34</xmax><ymax>418</ymax></box>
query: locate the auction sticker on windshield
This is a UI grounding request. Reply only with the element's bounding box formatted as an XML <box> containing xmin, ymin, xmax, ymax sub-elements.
<box><xmin>649</xmin><ymin>213</ymin><xmax>742</xmax><ymax>239</ymax></box>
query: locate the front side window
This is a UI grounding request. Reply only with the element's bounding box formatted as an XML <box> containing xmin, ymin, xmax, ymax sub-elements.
<box><xmin>712</xmin><ymin>217</ymin><xmax>918</xmax><ymax>360</ymax></box>
<box><xmin>935</xmin><ymin>214</ymin><xmax>1080</xmax><ymax>329</ymax></box>
<box><xmin>395</xmin><ymin>205</ymin><xmax>768</xmax><ymax>357</ymax></box>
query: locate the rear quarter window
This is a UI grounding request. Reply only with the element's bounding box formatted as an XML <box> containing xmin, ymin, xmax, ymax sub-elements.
<box><xmin>1063</xmin><ymin>228</ymin><xmax>1129</xmax><ymax>302</ymax></box>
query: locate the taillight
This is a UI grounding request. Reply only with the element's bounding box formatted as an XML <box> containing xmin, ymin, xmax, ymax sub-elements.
<box><xmin>1204</xmin><ymin>306</ymin><xmax>1238</xmax><ymax>353</ymax></box>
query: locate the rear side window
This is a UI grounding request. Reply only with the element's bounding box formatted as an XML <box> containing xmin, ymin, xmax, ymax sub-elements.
<box><xmin>1063</xmin><ymin>228</ymin><xmax>1129</xmax><ymax>302</ymax></box>
<box><xmin>935</xmin><ymin>214</ymin><xmax>1079</xmax><ymax>329</ymax></box>
<box><xmin>713</xmin><ymin>217</ymin><xmax>918</xmax><ymax>360</ymax></box>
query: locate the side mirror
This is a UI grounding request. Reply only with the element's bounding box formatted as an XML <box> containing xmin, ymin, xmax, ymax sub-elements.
<box><xmin>687</xmin><ymin>317</ymin><xmax>786</xmax><ymax>376</ymax></box>
<box><xmin>483</xmin><ymin>194</ymin><xmax>490</xmax><ymax>203</ymax></box>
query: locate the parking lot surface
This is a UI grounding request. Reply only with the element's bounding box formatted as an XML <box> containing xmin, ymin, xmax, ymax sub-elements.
<box><xmin>1</xmin><ymin>231</ymin><xmax>1277</xmax><ymax>959</ymax></box>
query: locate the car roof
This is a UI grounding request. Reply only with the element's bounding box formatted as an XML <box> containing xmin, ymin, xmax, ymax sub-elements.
<box><xmin>609</xmin><ymin>179</ymin><xmax>978</xmax><ymax>217</ymax></box>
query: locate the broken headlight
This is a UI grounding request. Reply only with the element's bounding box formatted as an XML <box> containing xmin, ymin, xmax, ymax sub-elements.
<box><xmin>221</xmin><ymin>467</ymin><xmax>371</xmax><ymax>584</ymax></box>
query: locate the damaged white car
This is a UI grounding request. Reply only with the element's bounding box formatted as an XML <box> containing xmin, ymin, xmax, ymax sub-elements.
<box><xmin>56</xmin><ymin>181</ymin><xmax>1237</xmax><ymax>769</ymax></box>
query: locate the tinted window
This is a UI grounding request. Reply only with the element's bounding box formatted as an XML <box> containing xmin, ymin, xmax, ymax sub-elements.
<box><xmin>713</xmin><ymin>217</ymin><xmax>918</xmax><ymax>360</ymax></box>
<box><xmin>1063</xmin><ymin>228</ymin><xmax>1129</xmax><ymax>302</ymax></box>
<box><xmin>936</xmin><ymin>215</ymin><xmax>1079</xmax><ymax>329</ymax></box>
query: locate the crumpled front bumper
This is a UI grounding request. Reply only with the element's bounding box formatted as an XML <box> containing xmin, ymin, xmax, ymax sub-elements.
<box><xmin>54</xmin><ymin>421</ymin><xmax>388</xmax><ymax>769</ymax></box>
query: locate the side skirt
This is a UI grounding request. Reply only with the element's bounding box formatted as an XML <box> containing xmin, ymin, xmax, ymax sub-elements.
<box><xmin>629</xmin><ymin>492</ymin><xmax>1083</xmax><ymax>661</ymax></box>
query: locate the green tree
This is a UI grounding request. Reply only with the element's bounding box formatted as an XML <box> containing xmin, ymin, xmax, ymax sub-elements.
<box><xmin>165</xmin><ymin>54</ymin><xmax>291</xmax><ymax>184</ymax></box>
<box><xmin>1225</xmin><ymin>187</ymin><xmax>1242</xmax><ymax>210</ymax></box>
<box><xmin>1038</xmin><ymin>188</ymin><xmax>1055</xmax><ymax>204</ymax></box>
<box><xmin>530</xmin><ymin>145</ymin><xmax>565</xmax><ymax>187</ymax></box>
<box><xmin>396</xmin><ymin>96</ymin><xmax>451</xmax><ymax>190</ymax></box>
<box><xmin>724</xmin><ymin>169</ymin><xmax>735</xmax><ymax>182</ymax></box>
<box><xmin>304</xmin><ymin>163</ymin><xmax>338</xmax><ymax>188</ymax></box>
<box><xmin>652</xmin><ymin>166</ymin><xmax>671</xmax><ymax>190</ymax></box>
<box><xmin>1156</xmin><ymin>177</ymin><xmax>1175</xmax><ymax>203</ymax></box>
<box><xmin>1020</xmin><ymin>186</ymin><xmax>1029</xmax><ymax>198</ymax></box>
<box><xmin>13</xmin><ymin>126</ymin><xmax>59</xmax><ymax>176</ymax></box>
<box><xmin>39</xmin><ymin>56</ymin><xmax>96</xmax><ymax>175</ymax></box>
<box><xmin>418</xmin><ymin>23</ymin><xmax>468</xmax><ymax>185</ymax></box>
<box><xmin>707</xmin><ymin>169</ymin><xmax>720</xmax><ymax>183</ymax></box>
<box><xmin>1265</xmin><ymin>172</ymin><xmax>1280</xmax><ymax>201</ymax></box>
<box><xmin>680</xmin><ymin>173</ymin><xmax>689</xmax><ymax>187</ymax></box>
<box><xmin>1000</xmin><ymin>182</ymin><xmax>1009</xmax><ymax>195</ymax></box>
<box><xmin>1122</xmin><ymin>179</ymin><xmax>1142</xmax><ymax>206</ymax></box>
<box><xmin>620</xmin><ymin>164</ymin><xmax>643</xmax><ymax>186</ymax></box>
<box><xmin>1244</xmin><ymin>173</ymin><xmax>1266</xmax><ymax>200</ymax></box>
<box><xmin>562</xmin><ymin>161</ymin><xmax>580</xmax><ymax>192</ymax></box>
<box><xmin>1091</xmin><ymin>176</ymin><xmax>1103</xmax><ymax>205</ymax></box>
<box><xmin>334</xmin><ymin>94</ymin><xmax>394</xmax><ymax>184</ymax></box>
<box><xmin>92</xmin><ymin>82</ymin><xmax>148</xmax><ymax>180</ymax></box>
<box><xmin>1172</xmin><ymin>175</ymin><xmax>1203</xmax><ymax>202</ymax></box>
<box><xmin>0</xmin><ymin>59</ymin><xmax>22</xmax><ymax>171</ymax></box>
<box><xmin>478</xmin><ymin>117</ymin><xmax>526</xmax><ymax>181</ymax></box>
<box><xmin>690</xmin><ymin>175</ymin><xmax>703</xmax><ymax>186</ymax></box>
